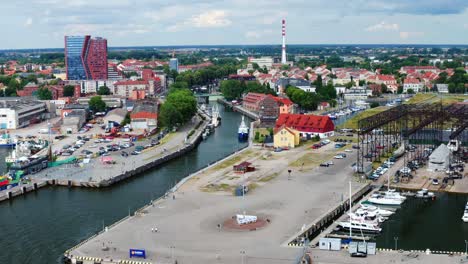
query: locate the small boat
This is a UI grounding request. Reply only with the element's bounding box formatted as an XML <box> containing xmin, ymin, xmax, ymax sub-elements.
<box><xmin>401</xmin><ymin>191</ymin><xmax>416</xmax><ymax>197</ymax></box>
<box><xmin>238</xmin><ymin>116</ymin><xmax>249</xmax><ymax>141</ymax></box>
<box><xmin>328</xmin><ymin>113</ymin><xmax>337</xmax><ymax>120</ymax></box>
<box><xmin>337</xmin><ymin>221</ymin><xmax>382</xmax><ymax>234</ymax></box>
<box><xmin>0</xmin><ymin>133</ymin><xmax>16</xmax><ymax>147</ymax></box>
<box><xmin>463</xmin><ymin>202</ymin><xmax>468</xmax><ymax>223</ymax></box>
<box><xmin>367</xmin><ymin>192</ymin><xmax>404</xmax><ymax>206</ymax></box>
<box><xmin>416</xmin><ymin>189</ymin><xmax>435</xmax><ymax>199</ymax></box>
<box><xmin>211</xmin><ymin>105</ymin><xmax>221</xmax><ymax>127</ymax></box>
<box><xmin>357</xmin><ymin>205</ymin><xmax>394</xmax><ymax>217</ymax></box>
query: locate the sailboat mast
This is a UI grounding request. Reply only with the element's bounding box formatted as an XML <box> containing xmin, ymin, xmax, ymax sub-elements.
<box><xmin>349</xmin><ymin>180</ymin><xmax>352</xmax><ymax>238</ymax></box>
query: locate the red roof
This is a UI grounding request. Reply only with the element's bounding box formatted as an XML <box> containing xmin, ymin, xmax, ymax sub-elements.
<box><xmin>130</xmin><ymin>112</ymin><xmax>157</xmax><ymax>119</ymax></box>
<box><xmin>404</xmin><ymin>78</ymin><xmax>420</xmax><ymax>84</ymax></box>
<box><xmin>275</xmin><ymin>114</ymin><xmax>334</xmax><ymax>133</ymax></box>
<box><xmin>377</xmin><ymin>74</ymin><xmax>396</xmax><ymax>81</ymax></box>
<box><xmin>268</xmin><ymin>95</ymin><xmax>293</xmax><ymax>106</ymax></box>
<box><xmin>243</xmin><ymin>93</ymin><xmax>267</xmax><ymax>103</ymax></box>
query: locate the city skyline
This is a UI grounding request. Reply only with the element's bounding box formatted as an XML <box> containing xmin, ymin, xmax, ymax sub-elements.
<box><xmin>1</xmin><ymin>0</ymin><xmax>468</xmax><ymax>49</ymax></box>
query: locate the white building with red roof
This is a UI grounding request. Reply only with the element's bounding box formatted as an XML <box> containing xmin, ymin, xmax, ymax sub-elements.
<box><xmin>275</xmin><ymin>113</ymin><xmax>335</xmax><ymax>139</ymax></box>
<box><xmin>403</xmin><ymin>78</ymin><xmax>423</xmax><ymax>93</ymax></box>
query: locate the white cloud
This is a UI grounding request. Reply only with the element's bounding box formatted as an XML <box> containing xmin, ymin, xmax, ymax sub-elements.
<box><xmin>192</xmin><ymin>10</ymin><xmax>231</xmax><ymax>28</ymax></box>
<box><xmin>167</xmin><ymin>10</ymin><xmax>231</xmax><ymax>32</ymax></box>
<box><xmin>399</xmin><ymin>31</ymin><xmax>424</xmax><ymax>39</ymax></box>
<box><xmin>245</xmin><ymin>29</ymin><xmax>273</xmax><ymax>39</ymax></box>
<box><xmin>24</xmin><ymin>17</ymin><xmax>33</xmax><ymax>27</ymax></box>
<box><xmin>365</xmin><ymin>21</ymin><xmax>399</xmax><ymax>32</ymax></box>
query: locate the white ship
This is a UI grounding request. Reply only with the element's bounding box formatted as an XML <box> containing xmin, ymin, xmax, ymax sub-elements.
<box><xmin>462</xmin><ymin>202</ymin><xmax>468</xmax><ymax>223</ymax></box>
<box><xmin>238</xmin><ymin>116</ymin><xmax>249</xmax><ymax>141</ymax></box>
<box><xmin>211</xmin><ymin>105</ymin><xmax>221</xmax><ymax>127</ymax></box>
<box><xmin>338</xmin><ymin>220</ymin><xmax>382</xmax><ymax>233</ymax></box>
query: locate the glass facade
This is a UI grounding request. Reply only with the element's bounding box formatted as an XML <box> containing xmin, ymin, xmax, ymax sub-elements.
<box><xmin>169</xmin><ymin>58</ymin><xmax>178</xmax><ymax>72</ymax></box>
<box><xmin>65</xmin><ymin>35</ymin><xmax>107</xmax><ymax>80</ymax></box>
<box><xmin>65</xmin><ymin>36</ymin><xmax>89</xmax><ymax>80</ymax></box>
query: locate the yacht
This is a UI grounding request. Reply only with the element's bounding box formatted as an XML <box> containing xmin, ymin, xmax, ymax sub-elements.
<box><xmin>338</xmin><ymin>221</ymin><xmax>382</xmax><ymax>234</ymax></box>
<box><xmin>368</xmin><ymin>193</ymin><xmax>404</xmax><ymax>206</ymax></box>
<box><xmin>357</xmin><ymin>205</ymin><xmax>394</xmax><ymax>217</ymax></box>
<box><xmin>348</xmin><ymin>211</ymin><xmax>386</xmax><ymax>224</ymax></box>
<box><xmin>416</xmin><ymin>189</ymin><xmax>435</xmax><ymax>199</ymax></box>
<box><xmin>211</xmin><ymin>105</ymin><xmax>221</xmax><ymax>127</ymax></box>
<box><xmin>462</xmin><ymin>202</ymin><xmax>468</xmax><ymax>223</ymax></box>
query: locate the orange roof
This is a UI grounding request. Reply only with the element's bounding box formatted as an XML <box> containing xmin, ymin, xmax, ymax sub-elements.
<box><xmin>130</xmin><ymin>112</ymin><xmax>157</xmax><ymax>119</ymax></box>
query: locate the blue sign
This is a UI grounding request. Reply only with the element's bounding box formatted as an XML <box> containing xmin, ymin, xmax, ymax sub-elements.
<box><xmin>129</xmin><ymin>249</ymin><xmax>146</xmax><ymax>259</ymax></box>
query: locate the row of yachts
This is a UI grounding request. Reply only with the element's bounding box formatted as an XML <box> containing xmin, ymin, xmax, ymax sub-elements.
<box><xmin>337</xmin><ymin>189</ymin><xmax>435</xmax><ymax>234</ymax></box>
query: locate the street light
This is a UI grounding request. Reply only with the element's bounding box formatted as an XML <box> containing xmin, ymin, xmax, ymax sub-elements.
<box><xmin>240</xmin><ymin>250</ymin><xmax>246</xmax><ymax>264</ymax></box>
<box><xmin>170</xmin><ymin>245</ymin><xmax>175</xmax><ymax>263</ymax></box>
<box><xmin>394</xmin><ymin>237</ymin><xmax>399</xmax><ymax>251</ymax></box>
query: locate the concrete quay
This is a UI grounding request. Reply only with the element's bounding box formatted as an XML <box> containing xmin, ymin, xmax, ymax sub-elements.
<box><xmin>0</xmin><ymin>113</ymin><xmax>211</xmax><ymax>203</ymax></box>
<box><xmin>65</xmin><ymin>141</ymin><xmax>373</xmax><ymax>264</ymax></box>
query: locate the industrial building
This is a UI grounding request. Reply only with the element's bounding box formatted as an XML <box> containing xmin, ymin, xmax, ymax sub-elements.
<box><xmin>0</xmin><ymin>98</ymin><xmax>48</xmax><ymax>129</ymax></box>
<box><xmin>130</xmin><ymin>101</ymin><xmax>159</xmax><ymax>131</ymax></box>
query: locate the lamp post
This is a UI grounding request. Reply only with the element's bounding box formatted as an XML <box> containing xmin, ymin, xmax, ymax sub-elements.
<box><xmin>394</xmin><ymin>237</ymin><xmax>398</xmax><ymax>251</ymax></box>
<box><xmin>170</xmin><ymin>245</ymin><xmax>175</xmax><ymax>263</ymax></box>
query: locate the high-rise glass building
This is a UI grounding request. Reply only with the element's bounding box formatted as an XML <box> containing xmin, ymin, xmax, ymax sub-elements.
<box><xmin>65</xmin><ymin>35</ymin><xmax>108</xmax><ymax>80</ymax></box>
<box><xmin>169</xmin><ymin>58</ymin><xmax>179</xmax><ymax>72</ymax></box>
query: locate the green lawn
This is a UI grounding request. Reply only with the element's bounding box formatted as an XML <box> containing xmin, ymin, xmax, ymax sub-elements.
<box><xmin>337</xmin><ymin>106</ymin><xmax>389</xmax><ymax>130</ymax></box>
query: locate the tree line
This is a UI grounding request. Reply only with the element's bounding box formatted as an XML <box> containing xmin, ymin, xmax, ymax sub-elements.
<box><xmin>159</xmin><ymin>82</ymin><xmax>197</xmax><ymax>129</ymax></box>
<box><xmin>220</xmin><ymin>80</ymin><xmax>276</xmax><ymax>101</ymax></box>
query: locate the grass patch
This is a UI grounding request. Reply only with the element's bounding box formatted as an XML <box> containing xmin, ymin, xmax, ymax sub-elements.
<box><xmin>248</xmin><ymin>183</ymin><xmax>259</xmax><ymax>191</ymax></box>
<box><xmin>160</xmin><ymin>132</ymin><xmax>176</xmax><ymax>144</ymax></box>
<box><xmin>201</xmin><ymin>183</ymin><xmax>234</xmax><ymax>193</ymax></box>
<box><xmin>259</xmin><ymin>172</ymin><xmax>279</xmax><ymax>182</ymax></box>
<box><xmin>289</xmin><ymin>153</ymin><xmax>335</xmax><ymax>167</ymax></box>
<box><xmin>337</xmin><ymin>106</ymin><xmax>389</xmax><ymax>130</ymax></box>
<box><xmin>211</xmin><ymin>150</ymin><xmax>254</xmax><ymax>170</ymax></box>
<box><xmin>404</xmin><ymin>94</ymin><xmax>437</xmax><ymax>104</ymax></box>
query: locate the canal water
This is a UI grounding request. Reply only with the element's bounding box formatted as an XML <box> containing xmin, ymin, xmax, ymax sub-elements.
<box><xmin>376</xmin><ymin>193</ymin><xmax>468</xmax><ymax>252</ymax></box>
<box><xmin>0</xmin><ymin>103</ymin><xmax>248</xmax><ymax>264</ymax></box>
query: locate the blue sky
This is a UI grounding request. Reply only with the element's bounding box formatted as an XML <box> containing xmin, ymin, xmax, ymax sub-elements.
<box><xmin>2</xmin><ymin>0</ymin><xmax>468</xmax><ymax>49</ymax></box>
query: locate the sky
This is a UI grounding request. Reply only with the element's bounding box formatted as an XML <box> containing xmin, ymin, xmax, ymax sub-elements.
<box><xmin>1</xmin><ymin>0</ymin><xmax>468</xmax><ymax>49</ymax></box>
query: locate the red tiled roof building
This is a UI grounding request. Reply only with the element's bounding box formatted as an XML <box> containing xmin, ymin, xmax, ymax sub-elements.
<box><xmin>275</xmin><ymin>113</ymin><xmax>335</xmax><ymax>138</ymax></box>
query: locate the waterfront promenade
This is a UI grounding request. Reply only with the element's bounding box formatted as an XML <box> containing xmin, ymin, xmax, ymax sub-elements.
<box><xmin>66</xmin><ymin>141</ymin><xmax>369</xmax><ymax>263</ymax></box>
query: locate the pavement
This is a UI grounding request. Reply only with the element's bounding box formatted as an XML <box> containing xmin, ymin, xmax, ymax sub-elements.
<box><xmin>68</xmin><ymin>141</ymin><xmax>368</xmax><ymax>264</ymax></box>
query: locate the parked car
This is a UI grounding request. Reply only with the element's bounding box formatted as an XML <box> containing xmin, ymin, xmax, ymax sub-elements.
<box><xmin>351</xmin><ymin>251</ymin><xmax>367</xmax><ymax>258</ymax></box>
<box><xmin>131</xmin><ymin>150</ymin><xmax>141</xmax><ymax>155</ymax></box>
<box><xmin>320</xmin><ymin>163</ymin><xmax>330</xmax><ymax>167</ymax></box>
<box><xmin>311</xmin><ymin>144</ymin><xmax>321</xmax><ymax>149</ymax></box>
<box><xmin>432</xmin><ymin>179</ymin><xmax>439</xmax><ymax>185</ymax></box>
<box><xmin>274</xmin><ymin>147</ymin><xmax>283</xmax><ymax>152</ymax></box>
<box><xmin>334</xmin><ymin>155</ymin><xmax>344</xmax><ymax>159</ymax></box>
<box><xmin>352</xmin><ymin>145</ymin><xmax>360</xmax><ymax>149</ymax></box>
<box><xmin>344</xmin><ymin>149</ymin><xmax>353</xmax><ymax>153</ymax></box>
<box><xmin>121</xmin><ymin>151</ymin><xmax>129</xmax><ymax>157</ymax></box>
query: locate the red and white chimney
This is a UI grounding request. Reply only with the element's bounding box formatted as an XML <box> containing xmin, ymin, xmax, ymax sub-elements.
<box><xmin>281</xmin><ymin>19</ymin><xmax>287</xmax><ymax>64</ymax></box>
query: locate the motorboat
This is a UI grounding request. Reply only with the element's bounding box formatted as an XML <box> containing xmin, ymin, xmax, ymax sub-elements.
<box><xmin>348</xmin><ymin>211</ymin><xmax>386</xmax><ymax>224</ymax></box>
<box><xmin>384</xmin><ymin>189</ymin><xmax>407</xmax><ymax>201</ymax></box>
<box><xmin>416</xmin><ymin>189</ymin><xmax>435</xmax><ymax>199</ymax></box>
<box><xmin>338</xmin><ymin>220</ymin><xmax>382</xmax><ymax>234</ymax></box>
<box><xmin>368</xmin><ymin>193</ymin><xmax>403</xmax><ymax>206</ymax></box>
<box><xmin>463</xmin><ymin>202</ymin><xmax>468</xmax><ymax>223</ymax></box>
<box><xmin>357</xmin><ymin>205</ymin><xmax>394</xmax><ymax>217</ymax></box>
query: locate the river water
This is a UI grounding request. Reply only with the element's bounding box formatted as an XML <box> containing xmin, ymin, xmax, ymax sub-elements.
<box><xmin>0</xmin><ymin>103</ymin><xmax>248</xmax><ymax>264</ymax></box>
<box><xmin>376</xmin><ymin>193</ymin><xmax>468</xmax><ymax>252</ymax></box>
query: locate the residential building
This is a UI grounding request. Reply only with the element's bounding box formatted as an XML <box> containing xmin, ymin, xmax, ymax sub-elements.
<box><xmin>400</xmin><ymin>66</ymin><xmax>438</xmax><ymax>74</ymax></box>
<box><xmin>270</xmin><ymin>96</ymin><xmax>294</xmax><ymax>114</ymax></box>
<box><xmin>113</xmin><ymin>80</ymin><xmax>148</xmax><ymax>98</ymax></box>
<box><xmin>403</xmin><ymin>78</ymin><xmax>423</xmax><ymax>93</ymax></box>
<box><xmin>343</xmin><ymin>87</ymin><xmax>372</xmax><ymax>100</ymax></box>
<box><xmin>169</xmin><ymin>58</ymin><xmax>179</xmax><ymax>72</ymax></box>
<box><xmin>76</xmin><ymin>96</ymin><xmax>123</xmax><ymax>108</ymax></box>
<box><xmin>273</xmin><ymin>126</ymin><xmax>300</xmax><ymax>149</ymax></box>
<box><xmin>436</xmin><ymin>84</ymin><xmax>449</xmax><ymax>94</ymax></box>
<box><xmin>247</xmin><ymin>57</ymin><xmax>274</xmax><ymax>69</ymax></box>
<box><xmin>275</xmin><ymin>113</ymin><xmax>335</xmax><ymax>139</ymax></box>
<box><xmin>0</xmin><ymin>98</ymin><xmax>48</xmax><ymax>129</ymax></box>
<box><xmin>65</xmin><ymin>35</ymin><xmax>108</xmax><ymax>80</ymax></box>
<box><xmin>130</xmin><ymin>101</ymin><xmax>158</xmax><ymax>131</ymax></box>
<box><xmin>276</xmin><ymin>78</ymin><xmax>311</xmax><ymax>94</ymax></box>
<box><xmin>107</xmin><ymin>65</ymin><xmax>123</xmax><ymax>80</ymax></box>
<box><xmin>375</xmin><ymin>74</ymin><xmax>398</xmax><ymax>93</ymax></box>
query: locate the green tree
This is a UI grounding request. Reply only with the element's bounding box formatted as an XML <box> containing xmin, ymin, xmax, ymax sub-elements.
<box><xmin>8</xmin><ymin>79</ymin><xmax>19</xmax><ymax>91</ymax></box>
<box><xmin>97</xmin><ymin>85</ymin><xmax>111</xmax><ymax>95</ymax></box>
<box><xmin>370</xmin><ymin>102</ymin><xmax>379</xmax><ymax>108</ymax></box>
<box><xmin>406</xmin><ymin>88</ymin><xmax>415</xmax><ymax>94</ymax></box>
<box><xmin>37</xmin><ymin>87</ymin><xmax>53</xmax><ymax>100</ymax></box>
<box><xmin>252</xmin><ymin>63</ymin><xmax>260</xmax><ymax>70</ymax></box>
<box><xmin>63</xmin><ymin>85</ymin><xmax>75</xmax><ymax>97</ymax></box>
<box><xmin>220</xmin><ymin>80</ymin><xmax>243</xmax><ymax>100</ymax></box>
<box><xmin>165</xmin><ymin>89</ymin><xmax>197</xmax><ymax>122</ymax></box>
<box><xmin>89</xmin><ymin>96</ymin><xmax>107</xmax><ymax>113</ymax></box>
<box><xmin>159</xmin><ymin>102</ymin><xmax>183</xmax><ymax>129</ymax></box>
